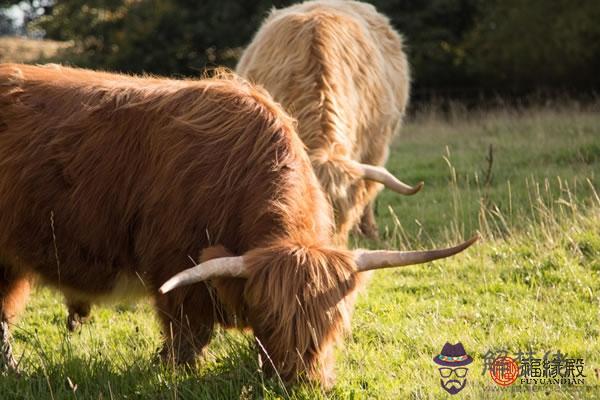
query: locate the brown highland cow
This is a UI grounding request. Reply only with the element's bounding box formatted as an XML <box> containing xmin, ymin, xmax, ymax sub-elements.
<box><xmin>237</xmin><ymin>0</ymin><xmax>419</xmax><ymax>241</ymax></box>
<box><xmin>0</xmin><ymin>63</ymin><xmax>475</xmax><ymax>385</ymax></box>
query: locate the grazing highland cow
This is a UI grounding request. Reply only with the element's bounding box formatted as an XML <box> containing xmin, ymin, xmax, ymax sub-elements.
<box><xmin>0</xmin><ymin>63</ymin><xmax>476</xmax><ymax>385</ymax></box>
<box><xmin>237</xmin><ymin>0</ymin><xmax>418</xmax><ymax>241</ymax></box>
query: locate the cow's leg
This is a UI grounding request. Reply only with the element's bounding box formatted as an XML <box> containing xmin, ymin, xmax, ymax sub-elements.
<box><xmin>66</xmin><ymin>300</ymin><xmax>91</xmax><ymax>332</ymax></box>
<box><xmin>358</xmin><ymin>201</ymin><xmax>379</xmax><ymax>240</ymax></box>
<box><xmin>0</xmin><ymin>319</ymin><xmax>15</xmax><ymax>371</ymax></box>
<box><xmin>155</xmin><ymin>282</ymin><xmax>221</xmax><ymax>366</ymax></box>
<box><xmin>0</xmin><ymin>264</ymin><xmax>31</xmax><ymax>372</ymax></box>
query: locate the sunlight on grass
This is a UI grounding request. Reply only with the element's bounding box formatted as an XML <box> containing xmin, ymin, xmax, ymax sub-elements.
<box><xmin>1</xmin><ymin>106</ymin><xmax>599</xmax><ymax>399</ymax></box>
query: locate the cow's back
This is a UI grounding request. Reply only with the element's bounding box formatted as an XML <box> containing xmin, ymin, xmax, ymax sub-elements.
<box><xmin>0</xmin><ymin>64</ymin><xmax>329</xmax><ymax>295</ymax></box>
<box><xmin>237</xmin><ymin>0</ymin><xmax>410</xmax><ymax>166</ymax></box>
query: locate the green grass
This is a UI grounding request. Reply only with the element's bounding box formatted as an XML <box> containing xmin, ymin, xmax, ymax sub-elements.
<box><xmin>378</xmin><ymin>105</ymin><xmax>600</xmax><ymax>243</ymax></box>
<box><xmin>2</xmin><ymin>106</ymin><xmax>600</xmax><ymax>399</ymax></box>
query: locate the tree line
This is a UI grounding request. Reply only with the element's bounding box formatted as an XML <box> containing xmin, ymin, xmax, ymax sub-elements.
<box><xmin>2</xmin><ymin>0</ymin><xmax>599</xmax><ymax>102</ymax></box>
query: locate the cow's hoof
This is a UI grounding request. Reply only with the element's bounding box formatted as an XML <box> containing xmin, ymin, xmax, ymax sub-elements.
<box><xmin>66</xmin><ymin>311</ymin><xmax>87</xmax><ymax>332</ymax></box>
<box><xmin>0</xmin><ymin>321</ymin><xmax>19</xmax><ymax>375</ymax></box>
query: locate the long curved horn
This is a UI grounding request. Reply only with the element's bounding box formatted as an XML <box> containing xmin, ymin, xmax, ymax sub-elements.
<box><xmin>350</xmin><ymin>161</ymin><xmax>424</xmax><ymax>195</ymax></box>
<box><xmin>159</xmin><ymin>256</ymin><xmax>247</xmax><ymax>294</ymax></box>
<box><xmin>354</xmin><ymin>235</ymin><xmax>478</xmax><ymax>272</ymax></box>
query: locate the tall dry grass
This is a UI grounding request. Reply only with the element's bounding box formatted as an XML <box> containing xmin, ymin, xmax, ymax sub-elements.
<box><xmin>0</xmin><ymin>36</ymin><xmax>71</xmax><ymax>63</ymax></box>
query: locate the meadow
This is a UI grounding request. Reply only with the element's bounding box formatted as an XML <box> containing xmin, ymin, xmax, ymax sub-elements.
<box><xmin>0</xmin><ymin>104</ymin><xmax>599</xmax><ymax>399</ymax></box>
<box><xmin>0</xmin><ymin>36</ymin><xmax>70</xmax><ymax>64</ymax></box>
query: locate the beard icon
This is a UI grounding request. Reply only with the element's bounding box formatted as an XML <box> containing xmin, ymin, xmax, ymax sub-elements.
<box><xmin>440</xmin><ymin>376</ymin><xmax>468</xmax><ymax>395</ymax></box>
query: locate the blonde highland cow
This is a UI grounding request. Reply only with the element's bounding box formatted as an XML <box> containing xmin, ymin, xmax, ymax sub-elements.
<box><xmin>237</xmin><ymin>0</ymin><xmax>422</xmax><ymax>242</ymax></box>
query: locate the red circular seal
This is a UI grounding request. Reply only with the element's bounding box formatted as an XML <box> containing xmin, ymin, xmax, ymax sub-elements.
<box><xmin>489</xmin><ymin>356</ymin><xmax>519</xmax><ymax>386</ymax></box>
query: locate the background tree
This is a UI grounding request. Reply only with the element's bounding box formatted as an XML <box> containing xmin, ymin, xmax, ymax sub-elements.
<box><xmin>2</xmin><ymin>0</ymin><xmax>599</xmax><ymax>100</ymax></box>
<box><xmin>463</xmin><ymin>0</ymin><xmax>600</xmax><ymax>94</ymax></box>
<box><xmin>371</xmin><ymin>0</ymin><xmax>480</xmax><ymax>98</ymax></box>
<box><xmin>0</xmin><ymin>13</ymin><xmax>15</xmax><ymax>35</ymax></box>
<box><xmin>33</xmin><ymin>0</ymin><xmax>296</xmax><ymax>75</ymax></box>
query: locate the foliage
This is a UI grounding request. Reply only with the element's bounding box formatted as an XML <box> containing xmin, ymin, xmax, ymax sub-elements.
<box><xmin>0</xmin><ymin>13</ymin><xmax>14</xmax><ymax>35</ymax></box>
<box><xmin>31</xmin><ymin>0</ymin><xmax>296</xmax><ymax>75</ymax></box>
<box><xmin>370</xmin><ymin>0</ymin><xmax>481</xmax><ymax>95</ymax></box>
<box><xmin>2</xmin><ymin>0</ymin><xmax>600</xmax><ymax>97</ymax></box>
<box><xmin>463</xmin><ymin>0</ymin><xmax>600</xmax><ymax>93</ymax></box>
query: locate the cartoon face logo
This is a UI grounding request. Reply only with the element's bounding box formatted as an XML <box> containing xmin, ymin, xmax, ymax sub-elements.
<box><xmin>433</xmin><ymin>342</ymin><xmax>473</xmax><ymax>395</ymax></box>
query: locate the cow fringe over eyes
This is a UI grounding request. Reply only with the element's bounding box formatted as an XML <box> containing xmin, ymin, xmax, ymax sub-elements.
<box><xmin>242</xmin><ymin>242</ymin><xmax>370</xmax><ymax>385</ymax></box>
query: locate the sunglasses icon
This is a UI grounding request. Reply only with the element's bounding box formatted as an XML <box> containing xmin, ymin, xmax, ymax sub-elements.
<box><xmin>439</xmin><ymin>367</ymin><xmax>468</xmax><ymax>378</ymax></box>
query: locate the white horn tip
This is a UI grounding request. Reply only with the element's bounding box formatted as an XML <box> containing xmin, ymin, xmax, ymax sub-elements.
<box><xmin>159</xmin><ymin>281</ymin><xmax>176</xmax><ymax>294</ymax></box>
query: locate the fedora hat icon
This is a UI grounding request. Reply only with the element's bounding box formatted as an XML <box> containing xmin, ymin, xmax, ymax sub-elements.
<box><xmin>433</xmin><ymin>342</ymin><xmax>473</xmax><ymax>367</ymax></box>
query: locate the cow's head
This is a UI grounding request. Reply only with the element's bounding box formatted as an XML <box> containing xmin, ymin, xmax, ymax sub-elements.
<box><xmin>311</xmin><ymin>149</ymin><xmax>424</xmax><ymax>198</ymax></box>
<box><xmin>309</xmin><ymin>153</ymin><xmax>424</xmax><ymax>242</ymax></box>
<box><xmin>159</xmin><ymin>235</ymin><xmax>477</xmax><ymax>386</ymax></box>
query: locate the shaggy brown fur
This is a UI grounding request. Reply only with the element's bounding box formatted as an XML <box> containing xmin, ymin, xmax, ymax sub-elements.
<box><xmin>237</xmin><ymin>0</ymin><xmax>411</xmax><ymax>242</ymax></box>
<box><xmin>0</xmin><ymin>63</ymin><xmax>367</xmax><ymax>385</ymax></box>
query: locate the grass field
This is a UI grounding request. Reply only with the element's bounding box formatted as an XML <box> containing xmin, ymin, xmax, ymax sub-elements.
<box><xmin>0</xmin><ymin>36</ymin><xmax>71</xmax><ymax>64</ymax></box>
<box><xmin>1</xmin><ymin>105</ymin><xmax>599</xmax><ymax>399</ymax></box>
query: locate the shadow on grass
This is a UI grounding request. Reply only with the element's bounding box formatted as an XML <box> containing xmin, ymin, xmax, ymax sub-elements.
<box><xmin>0</xmin><ymin>333</ymin><xmax>299</xmax><ymax>400</ymax></box>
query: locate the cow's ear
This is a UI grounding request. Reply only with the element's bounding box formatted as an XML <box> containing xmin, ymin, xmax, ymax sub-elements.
<box><xmin>199</xmin><ymin>245</ymin><xmax>235</xmax><ymax>262</ymax></box>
